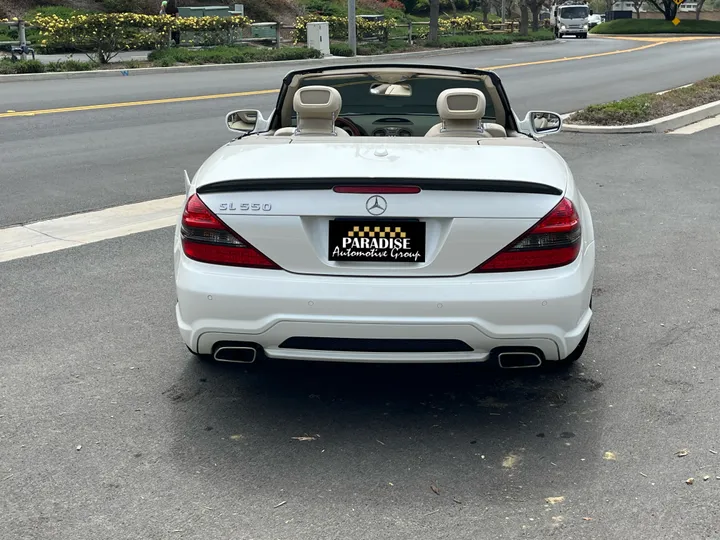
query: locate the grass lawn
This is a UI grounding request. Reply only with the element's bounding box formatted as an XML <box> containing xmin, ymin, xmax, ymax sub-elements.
<box><xmin>591</xmin><ymin>18</ymin><xmax>720</xmax><ymax>34</ymax></box>
<box><xmin>566</xmin><ymin>74</ymin><xmax>720</xmax><ymax>125</ymax></box>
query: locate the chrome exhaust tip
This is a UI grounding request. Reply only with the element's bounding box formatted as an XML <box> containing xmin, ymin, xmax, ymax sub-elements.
<box><xmin>213</xmin><ymin>345</ymin><xmax>257</xmax><ymax>364</ymax></box>
<box><xmin>497</xmin><ymin>351</ymin><xmax>543</xmax><ymax>369</ymax></box>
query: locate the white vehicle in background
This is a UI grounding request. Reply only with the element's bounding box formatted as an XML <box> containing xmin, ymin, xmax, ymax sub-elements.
<box><xmin>588</xmin><ymin>12</ymin><xmax>604</xmax><ymax>29</ymax></box>
<box><xmin>550</xmin><ymin>0</ymin><xmax>592</xmax><ymax>38</ymax></box>
<box><xmin>174</xmin><ymin>63</ymin><xmax>595</xmax><ymax>371</ymax></box>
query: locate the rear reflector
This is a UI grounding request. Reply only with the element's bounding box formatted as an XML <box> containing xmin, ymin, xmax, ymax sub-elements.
<box><xmin>472</xmin><ymin>197</ymin><xmax>581</xmax><ymax>273</ymax></box>
<box><xmin>333</xmin><ymin>185</ymin><xmax>421</xmax><ymax>194</ymax></box>
<box><xmin>181</xmin><ymin>194</ymin><xmax>280</xmax><ymax>269</ymax></box>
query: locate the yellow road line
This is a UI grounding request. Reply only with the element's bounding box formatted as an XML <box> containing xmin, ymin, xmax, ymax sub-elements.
<box><xmin>0</xmin><ymin>40</ymin><xmax>687</xmax><ymax>118</ymax></box>
<box><xmin>596</xmin><ymin>35</ymin><xmax>720</xmax><ymax>42</ymax></box>
<box><xmin>480</xmin><ymin>40</ymin><xmax>666</xmax><ymax>70</ymax></box>
<box><xmin>0</xmin><ymin>88</ymin><xmax>280</xmax><ymax>118</ymax></box>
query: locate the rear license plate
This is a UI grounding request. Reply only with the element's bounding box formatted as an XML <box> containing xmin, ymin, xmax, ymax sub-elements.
<box><xmin>328</xmin><ymin>219</ymin><xmax>426</xmax><ymax>263</ymax></box>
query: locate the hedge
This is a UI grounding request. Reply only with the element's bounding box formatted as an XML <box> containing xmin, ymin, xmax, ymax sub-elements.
<box><xmin>31</xmin><ymin>12</ymin><xmax>253</xmax><ymax>62</ymax></box>
<box><xmin>293</xmin><ymin>14</ymin><xmax>488</xmax><ymax>43</ymax></box>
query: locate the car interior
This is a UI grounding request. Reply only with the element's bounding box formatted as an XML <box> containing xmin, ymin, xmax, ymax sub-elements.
<box><xmin>265</xmin><ymin>68</ymin><xmax>526</xmax><ymax>139</ymax></box>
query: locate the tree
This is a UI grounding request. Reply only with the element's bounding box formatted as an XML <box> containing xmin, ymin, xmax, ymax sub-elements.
<box><xmin>645</xmin><ymin>0</ymin><xmax>679</xmax><ymax>20</ymax></box>
<box><xmin>519</xmin><ymin>0</ymin><xmax>529</xmax><ymax>34</ymax></box>
<box><xmin>524</xmin><ymin>0</ymin><xmax>545</xmax><ymax>31</ymax></box>
<box><xmin>477</xmin><ymin>0</ymin><xmax>492</xmax><ymax>21</ymax></box>
<box><xmin>632</xmin><ymin>0</ymin><xmax>643</xmax><ymax>17</ymax></box>
<box><xmin>695</xmin><ymin>0</ymin><xmax>706</xmax><ymax>20</ymax></box>
<box><xmin>428</xmin><ymin>0</ymin><xmax>440</xmax><ymax>44</ymax></box>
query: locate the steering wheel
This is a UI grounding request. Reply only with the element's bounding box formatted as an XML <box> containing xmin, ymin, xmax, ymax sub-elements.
<box><xmin>335</xmin><ymin>117</ymin><xmax>364</xmax><ymax>136</ymax></box>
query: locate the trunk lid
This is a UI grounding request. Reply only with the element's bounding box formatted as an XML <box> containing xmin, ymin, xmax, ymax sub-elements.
<box><xmin>195</xmin><ymin>139</ymin><xmax>569</xmax><ymax>277</ymax></box>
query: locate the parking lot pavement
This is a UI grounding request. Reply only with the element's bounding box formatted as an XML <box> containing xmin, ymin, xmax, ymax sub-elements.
<box><xmin>2</xmin><ymin>131</ymin><xmax>720</xmax><ymax>540</ymax></box>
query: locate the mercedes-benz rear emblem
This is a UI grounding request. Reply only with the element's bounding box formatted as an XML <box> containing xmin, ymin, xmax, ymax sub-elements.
<box><xmin>366</xmin><ymin>195</ymin><xmax>387</xmax><ymax>216</ymax></box>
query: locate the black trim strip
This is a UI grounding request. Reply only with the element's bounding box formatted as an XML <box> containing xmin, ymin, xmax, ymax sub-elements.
<box><xmin>197</xmin><ymin>177</ymin><xmax>563</xmax><ymax>196</ymax></box>
<box><xmin>279</xmin><ymin>337</ymin><xmax>473</xmax><ymax>353</ymax></box>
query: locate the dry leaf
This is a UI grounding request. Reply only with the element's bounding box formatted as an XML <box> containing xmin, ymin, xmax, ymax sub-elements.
<box><xmin>583</xmin><ymin>517</ymin><xmax>593</xmax><ymax>521</ymax></box>
<box><xmin>603</xmin><ymin>451</ymin><xmax>616</xmax><ymax>461</ymax></box>
<box><xmin>502</xmin><ymin>453</ymin><xmax>520</xmax><ymax>468</ymax></box>
<box><xmin>431</xmin><ymin>484</ymin><xmax>440</xmax><ymax>495</ymax></box>
<box><xmin>675</xmin><ymin>449</ymin><xmax>689</xmax><ymax>457</ymax></box>
<box><xmin>545</xmin><ymin>496</ymin><xmax>565</xmax><ymax>505</ymax></box>
<box><xmin>292</xmin><ymin>436</ymin><xmax>316</xmax><ymax>441</ymax></box>
<box><xmin>230</xmin><ymin>434</ymin><xmax>243</xmax><ymax>441</ymax></box>
<box><xmin>686</xmin><ymin>478</ymin><xmax>694</xmax><ymax>485</ymax></box>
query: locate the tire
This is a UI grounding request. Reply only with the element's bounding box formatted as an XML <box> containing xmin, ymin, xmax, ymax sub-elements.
<box><xmin>581</xmin><ymin>33</ymin><xmax>588</xmax><ymax>39</ymax></box>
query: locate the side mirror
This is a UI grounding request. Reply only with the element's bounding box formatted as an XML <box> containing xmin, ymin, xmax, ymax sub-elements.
<box><xmin>524</xmin><ymin>111</ymin><xmax>562</xmax><ymax>137</ymax></box>
<box><xmin>226</xmin><ymin>109</ymin><xmax>263</xmax><ymax>133</ymax></box>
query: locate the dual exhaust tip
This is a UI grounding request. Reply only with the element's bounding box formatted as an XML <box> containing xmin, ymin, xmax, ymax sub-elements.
<box><xmin>210</xmin><ymin>343</ymin><xmax>544</xmax><ymax>368</ymax></box>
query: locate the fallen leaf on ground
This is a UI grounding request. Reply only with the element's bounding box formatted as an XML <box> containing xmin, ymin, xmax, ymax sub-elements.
<box><xmin>292</xmin><ymin>436</ymin><xmax>317</xmax><ymax>441</ymax></box>
<box><xmin>686</xmin><ymin>478</ymin><xmax>694</xmax><ymax>485</ymax></box>
<box><xmin>603</xmin><ymin>451</ymin><xmax>616</xmax><ymax>461</ymax></box>
<box><xmin>230</xmin><ymin>434</ymin><xmax>243</xmax><ymax>440</ymax></box>
<box><xmin>545</xmin><ymin>496</ymin><xmax>565</xmax><ymax>505</ymax></box>
<box><xmin>703</xmin><ymin>475</ymin><xmax>710</xmax><ymax>481</ymax></box>
<box><xmin>503</xmin><ymin>453</ymin><xmax>520</xmax><ymax>468</ymax></box>
<box><xmin>431</xmin><ymin>484</ymin><xmax>440</xmax><ymax>495</ymax></box>
<box><xmin>583</xmin><ymin>517</ymin><xmax>593</xmax><ymax>521</ymax></box>
<box><xmin>675</xmin><ymin>449</ymin><xmax>689</xmax><ymax>457</ymax></box>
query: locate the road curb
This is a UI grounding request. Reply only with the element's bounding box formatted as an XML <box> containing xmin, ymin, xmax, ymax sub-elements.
<box><xmin>593</xmin><ymin>33</ymin><xmax>720</xmax><ymax>38</ymax></box>
<box><xmin>562</xmin><ymin>99</ymin><xmax>720</xmax><ymax>134</ymax></box>
<box><xmin>0</xmin><ymin>40</ymin><xmax>558</xmax><ymax>84</ymax></box>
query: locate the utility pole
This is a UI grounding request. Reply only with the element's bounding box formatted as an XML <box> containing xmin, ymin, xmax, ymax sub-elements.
<box><xmin>19</xmin><ymin>19</ymin><xmax>28</xmax><ymax>61</ymax></box>
<box><xmin>501</xmin><ymin>0</ymin><xmax>506</xmax><ymax>25</ymax></box>
<box><xmin>348</xmin><ymin>0</ymin><xmax>357</xmax><ymax>56</ymax></box>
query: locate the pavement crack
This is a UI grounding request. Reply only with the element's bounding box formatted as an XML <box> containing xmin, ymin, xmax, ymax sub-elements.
<box><xmin>22</xmin><ymin>224</ymin><xmax>80</xmax><ymax>244</ymax></box>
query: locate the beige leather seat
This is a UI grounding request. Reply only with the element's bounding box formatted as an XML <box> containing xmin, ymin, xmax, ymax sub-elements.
<box><xmin>274</xmin><ymin>85</ymin><xmax>349</xmax><ymax>137</ymax></box>
<box><xmin>425</xmin><ymin>88</ymin><xmax>506</xmax><ymax>138</ymax></box>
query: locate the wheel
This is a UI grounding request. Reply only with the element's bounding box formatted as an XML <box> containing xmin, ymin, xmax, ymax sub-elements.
<box><xmin>581</xmin><ymin>33</ymin><xmax>588</xmax><ymax>39</ymax></box>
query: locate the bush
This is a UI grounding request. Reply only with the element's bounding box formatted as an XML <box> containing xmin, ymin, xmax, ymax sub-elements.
<box><xmin>31</xmin><ymin>13</ymin><xmax>253</xmax><ymax>63</ymax></box>
<box><xmin>330</xmin><ymin>43</ymin><xmax>354</xmax><ymax>56</ymax></box>
<box><xmin>293</xmin><ymin>14</ymin><xmax>397</xmax><ymax>42</ymax></box>
<box><xmin>148</xmin><ymin>45</ymin><xmax>323</xmax><ymax>65</ymax></box>
<box><xmin>0</xmin><ymin>59</ymin><xmax>45</xmax><ymax>74</ymax></box>
<box><xmin>44</xmin><ymin>59</ymin><xmax>98</xmax><ymax>72</ymax></box>
<box><xmin>591</xmin><ymin>19</ymin><xmax>720</xmax><ymax>34</ymax></box>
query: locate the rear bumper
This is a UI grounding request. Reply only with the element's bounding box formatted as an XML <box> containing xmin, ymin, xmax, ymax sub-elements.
<box><xmin>175</xmin><ymin>243</ymin><xmax>594</xmax><ymax>363</ymax></box>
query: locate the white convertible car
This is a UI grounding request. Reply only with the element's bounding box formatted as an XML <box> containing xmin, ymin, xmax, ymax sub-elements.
<box><xmin>174</xmin><ymin>63</ymin><xmax>595</xmax><ymax>370</ymax></box>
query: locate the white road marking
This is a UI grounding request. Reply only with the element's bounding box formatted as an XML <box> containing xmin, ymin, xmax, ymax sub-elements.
<box><xmin>668</xmin><ymin>113</ymin><xmax>720</xmax><ymax>135</ymax></box>
<box><xmin>0</xmin><ymin>195</ymin><xmax>185</xmax><ymax>263</ymax></box>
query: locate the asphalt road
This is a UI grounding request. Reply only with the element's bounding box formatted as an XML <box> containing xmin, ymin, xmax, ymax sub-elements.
<box><xmin>2</xmin><ymin>36</ymin><xmax>720</xmax><ymax>227</ymax></box>
<box><xmin>2</xmin><ymin>126</ymin><xmax>720</xmax><ymax>539</ymax></box>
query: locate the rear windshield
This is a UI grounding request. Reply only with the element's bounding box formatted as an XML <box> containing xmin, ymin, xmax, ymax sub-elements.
<box><xmin>296</xmin><ymin>75</ymin><xmax>497</xmax><ymax>121</ymax></box>
<box><xmin>560</xmin><ymin>6</ymin><xmax>588</xmax><ymax>18</ymax></box>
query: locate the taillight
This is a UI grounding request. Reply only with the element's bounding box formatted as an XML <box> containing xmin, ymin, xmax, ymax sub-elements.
<box><xmin>473</xmin><ymin>197</ymin><xmax>581</xmax><ymax>273</ymax></box>
<box><xmin>181</xmin><ymin>194</ymin><xmax>280</xmax><ymax>269</ymax></box>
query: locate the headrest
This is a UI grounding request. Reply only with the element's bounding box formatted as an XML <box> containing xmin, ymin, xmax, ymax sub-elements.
<box><xmin>436</xmin><ymin>88</ymin><xmax>486</xmax><ymax>120</ymax></box>
<box><xmin>293</xmin><ymin>86</ymin><xmax>342</xmax><ymax>118</ymax></box>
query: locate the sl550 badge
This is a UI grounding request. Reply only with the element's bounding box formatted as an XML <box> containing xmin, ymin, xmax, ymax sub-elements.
<box><xmin>218</xmin><ymin>202</ymin><xmax>272</xmax><ymax>211</ymax></box>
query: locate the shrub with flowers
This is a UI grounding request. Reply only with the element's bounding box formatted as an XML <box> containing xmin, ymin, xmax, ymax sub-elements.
<box><xmin>412</xmin><ymin>15</ymin><xmax>486</xmax><ymax>38</ymax></box>
<box><xmin>293</xmin><ymin>14</ymin><xmax>398</xmax><ymax>43</ymax></box>
<box><xmin>31</xmin><ymin>13</ymin><xmax>253</xmax><ymax>63</ymax></box>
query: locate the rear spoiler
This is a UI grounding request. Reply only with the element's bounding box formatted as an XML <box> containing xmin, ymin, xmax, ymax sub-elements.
<box><xmin>196</xmin><ymin>178</ymin><xmax>563</xmax><ymax>196</ymax></box>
